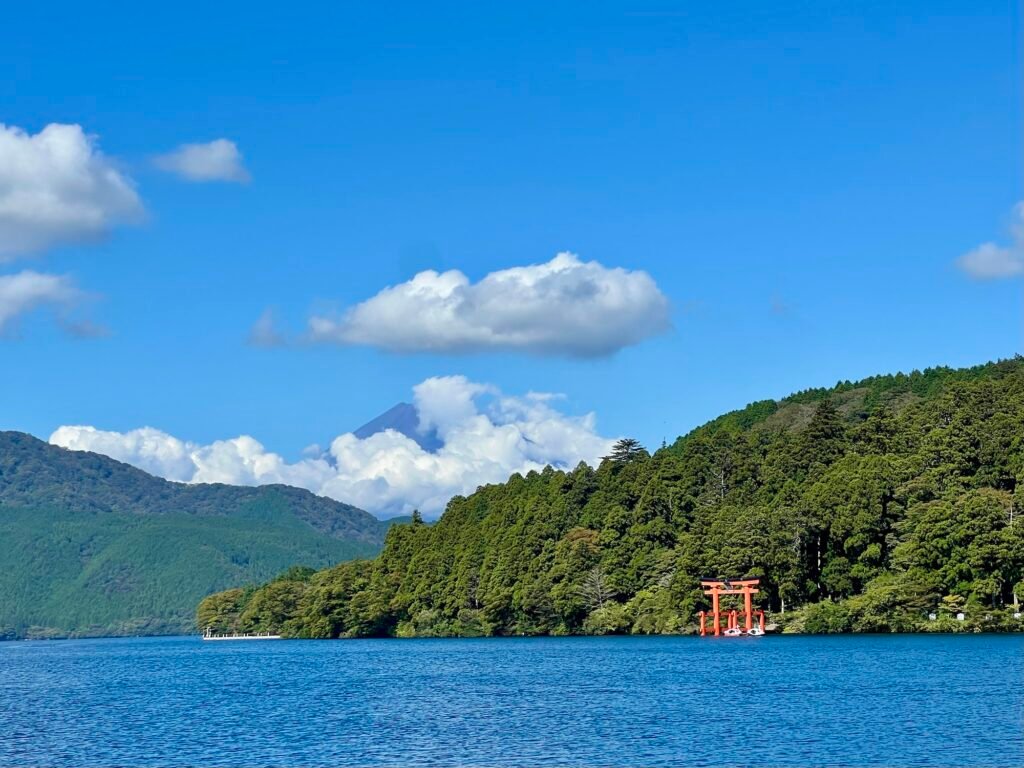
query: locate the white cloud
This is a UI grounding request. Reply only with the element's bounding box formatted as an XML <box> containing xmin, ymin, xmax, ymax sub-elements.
<box><xmin>0</xmin><ymin>270</ymin><xmax>81</xmax><ymax>333</ymax></box>
<box><xmin>0</xmin><ymin>123</ymin><xmax>141</xmax><ymax>258</ymax></box>
<box><xmin>956</xmin><ymin>203</ymin><xmax>1024</xmax><ymax>279</ymax></box>
<box><xmin>50</xmin><ymin>425</ymin><xmax>197</xmax><ymax>481</ymax></box>
<box><xmin>957</xmin><ymin>243</ymin><xmax>1023</xmax><ymax>279</ymax></box>
<box><xmin>154</xmin><ymin>139</ymin><xmax>250</xmax><ymax>183</ymax></box>
<box><xmin>308</xmin><ymin>252</ymin><xmax>671</xmax><ymax>357</ymax></box>
<box><xmin>49</xmin><ymin>376</ymin><xmax>617</xmax><ymax>517</ymax></box>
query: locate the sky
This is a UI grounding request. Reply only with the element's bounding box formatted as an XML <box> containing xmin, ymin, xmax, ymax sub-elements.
<box><xmin>1</xmin><ymin>1</ymin><xmax>1021</xmax><ymax>516</ymax></box>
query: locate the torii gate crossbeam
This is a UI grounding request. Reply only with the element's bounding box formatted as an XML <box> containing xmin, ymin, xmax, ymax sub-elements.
<box><xmin>698</xmin><ymin>578</ymin><xmax>765</xmax><ymax>637</ymax></box>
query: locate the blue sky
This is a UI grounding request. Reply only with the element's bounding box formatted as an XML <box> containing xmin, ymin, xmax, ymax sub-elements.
<box><xmin>1</xmin><ymin>1</ymin><xmax>1021</xmax><ymax>512</ymax></box>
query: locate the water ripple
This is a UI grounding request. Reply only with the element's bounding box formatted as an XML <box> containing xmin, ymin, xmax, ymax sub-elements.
<box><xmin>0</xmin><ymin>634</ymin><xmax>1021</xmax><ymax>767</ymax></box>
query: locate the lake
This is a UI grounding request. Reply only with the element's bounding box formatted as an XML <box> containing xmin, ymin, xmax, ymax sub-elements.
<box><xmin>0</xmin><ymin>634</ymin><xmax>1020</xmax><ymax>767</ymax></box>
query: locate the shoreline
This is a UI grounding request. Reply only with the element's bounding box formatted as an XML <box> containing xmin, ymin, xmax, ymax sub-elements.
<box><xmin>6</xmin><ymin>626</ymin><xmax>1022</xmax><ymax>643</ymax></box>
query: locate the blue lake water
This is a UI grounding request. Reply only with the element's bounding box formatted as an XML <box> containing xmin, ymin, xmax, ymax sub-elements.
<box><xmin>0</xmin><ymin>634</ymin><xmax>1021</xmax><ymax>767</ymax></box>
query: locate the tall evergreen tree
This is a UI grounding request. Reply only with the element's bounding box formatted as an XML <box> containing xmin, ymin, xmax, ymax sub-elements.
<box><xmin>603</xmin><ymin>438</ymin><xmax>649</xmax><ymax>465</ymax></box>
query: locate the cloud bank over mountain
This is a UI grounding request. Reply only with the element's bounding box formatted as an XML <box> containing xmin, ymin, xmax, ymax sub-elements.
<box><xmin>50</xmin><ymin>376</ymin><xmax>616</xmax><ymax>517</ymax></box>
<box><xmin>308</xmin><ymin>252</ymin><xmax>670</xmax><ymax>357</ymax></box>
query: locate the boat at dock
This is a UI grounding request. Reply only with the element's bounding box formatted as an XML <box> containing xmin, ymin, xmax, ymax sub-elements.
<box><xmin>202</xmin><ymin>627</ymin><xmax>282</xmax><ymax>641</ymax></box>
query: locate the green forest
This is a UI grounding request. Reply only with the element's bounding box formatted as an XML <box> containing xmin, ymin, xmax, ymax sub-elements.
<box><xmin>198</xmin><ymin>359</ymin><xmax>1024</xmax><ymax>637</ymax></box>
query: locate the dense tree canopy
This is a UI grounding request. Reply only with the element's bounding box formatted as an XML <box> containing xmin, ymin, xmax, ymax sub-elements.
<box><xmin>199</xmin><ymin>359</ymin><xmax>1024</xmax><ymax>637</ymax></box>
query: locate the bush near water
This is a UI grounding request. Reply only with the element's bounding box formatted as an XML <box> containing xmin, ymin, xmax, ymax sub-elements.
<box><xmin>199</xmin><ymin>359</ymin><xmax>1024</xmax><ymax>637</ymax></box>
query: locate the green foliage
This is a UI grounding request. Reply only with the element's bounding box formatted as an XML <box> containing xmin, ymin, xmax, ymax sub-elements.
<box><xmin>199</xmin><ymin>358</ymin><xmax>1024</xmax><ymax>638</ymax></box>
<box><xmin>582</xmin><ymin>603</ymin><xmax>630</xmax><ymax>635</ymax></box>
<box><xmin>801</xmin><ymin>601</ymin><xmax>852</xmax><ymax>633</ymax></box>
<box><xmin>196</xmin><ymin>588</ymin><xmax>248</xmax><ymax>634</ymax></box>
<box><xmin>0</xmin><ymin>433</ymin><xmax>393</xmax><ymax>638</ymax></box>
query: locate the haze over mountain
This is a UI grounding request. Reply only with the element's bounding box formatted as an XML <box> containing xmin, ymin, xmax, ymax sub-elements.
<box><xmin>0</xmin><ymin>432</ymin><xmax>392</xmax><ymax>639</ymax></box>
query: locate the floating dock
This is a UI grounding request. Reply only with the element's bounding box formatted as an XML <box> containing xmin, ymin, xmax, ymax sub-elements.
<box><xmin>202</xmin><ymin>627</ymin><xmax>282</xmax><ymax>641</ymax></box>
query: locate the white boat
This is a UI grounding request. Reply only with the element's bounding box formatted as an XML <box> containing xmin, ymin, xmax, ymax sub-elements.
<box><xmin>202</xmin><ymin>627</ymin><xmax>282</xmax><ymax>641</ymax></box>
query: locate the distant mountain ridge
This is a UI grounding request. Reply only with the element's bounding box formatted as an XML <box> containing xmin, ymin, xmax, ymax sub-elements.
<box><xmin>0</xmin><ymin>432</ymin><xmax>392</xmax><ymax>639</ymax></box>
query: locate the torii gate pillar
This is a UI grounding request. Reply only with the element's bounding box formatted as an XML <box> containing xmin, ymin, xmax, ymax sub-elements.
<box><xmin>711</xmin><ymin>588</ymin><xmax>721</xmax><ymax>636</ymax></box>
<box><xmin>699</xmin><ymin>578</ymin><xmax>762</xmax><ymax>637</ymax></box>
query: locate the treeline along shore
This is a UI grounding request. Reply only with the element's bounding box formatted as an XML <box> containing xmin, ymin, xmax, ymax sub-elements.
<box><xmin>198</xmin><ymin>359</ymin><xmax>1024</xmax><ymax>637</ymax></box>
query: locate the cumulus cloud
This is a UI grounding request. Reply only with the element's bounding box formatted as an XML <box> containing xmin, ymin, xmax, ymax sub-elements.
<box><xmin>0</xmin><ymin>270</ymin><xmax>81</xmax><ymax>334</ymax></box>
<box><xmin>50</xmin><ymin>376</ymin><xmax>616</xmax><ymax>518</ymax></box>
<box><xmin>956</xmin><ymin>202</ymin><xmax>1024</xmax><ymax>279</ymax></box>
<box><xmin>307</xmin><ymin>252</ymin><xmax>670</xmax><ymax>357</ymax></box>
<box><xmin>154</xmin><ymin>139</ymin><xmax>250</xmax><ymax>183</ymax></box>
<box><xmin>50</xmin><ymin>425</ymin><xmax>196</xmax><ymax>481</ymax></box>
<box><xmin>0</xmin><ymin>123</ymin><xmax>142</xmax><ymax>258</ymax></box>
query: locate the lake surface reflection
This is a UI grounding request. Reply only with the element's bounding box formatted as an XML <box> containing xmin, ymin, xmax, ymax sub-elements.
<box><xmin>1</xmin><ymin>634</ymin><xmax>1020</xmax><ymax>766</ymax></box>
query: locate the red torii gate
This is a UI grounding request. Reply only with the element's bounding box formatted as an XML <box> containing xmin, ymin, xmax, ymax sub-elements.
<box><xmin>698</xmin><ymin>578</ymin><xmax>765</xmax><ymax>637</ymax></box>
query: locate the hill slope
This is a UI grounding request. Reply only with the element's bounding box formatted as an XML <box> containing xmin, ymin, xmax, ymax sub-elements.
<box><xmin>199</xmin><ymin>358</ymin><xmax>1024</xmax><ymax>637</ymax></box>
<box><xmin>0</xmin><ymin>432</ymin><xmax>391</xmax><ymax>639</ymax></box>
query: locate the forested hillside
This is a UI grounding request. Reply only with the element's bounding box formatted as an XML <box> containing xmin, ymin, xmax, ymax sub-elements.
<box><xmin>200</xmin><ymin>359</ymin><xmax>1024</xmax><ymax>637</ymax></box>
<box><xmin>0</xmin><ymin>433</ymin><xmax>393</xmax><ymax>639</ymax></box>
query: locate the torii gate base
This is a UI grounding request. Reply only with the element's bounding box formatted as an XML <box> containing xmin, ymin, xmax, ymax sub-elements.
<box><xmin>698</xmin><ymin>578</ymin><xmax>766</xmax><ymax>637</ymax></box>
